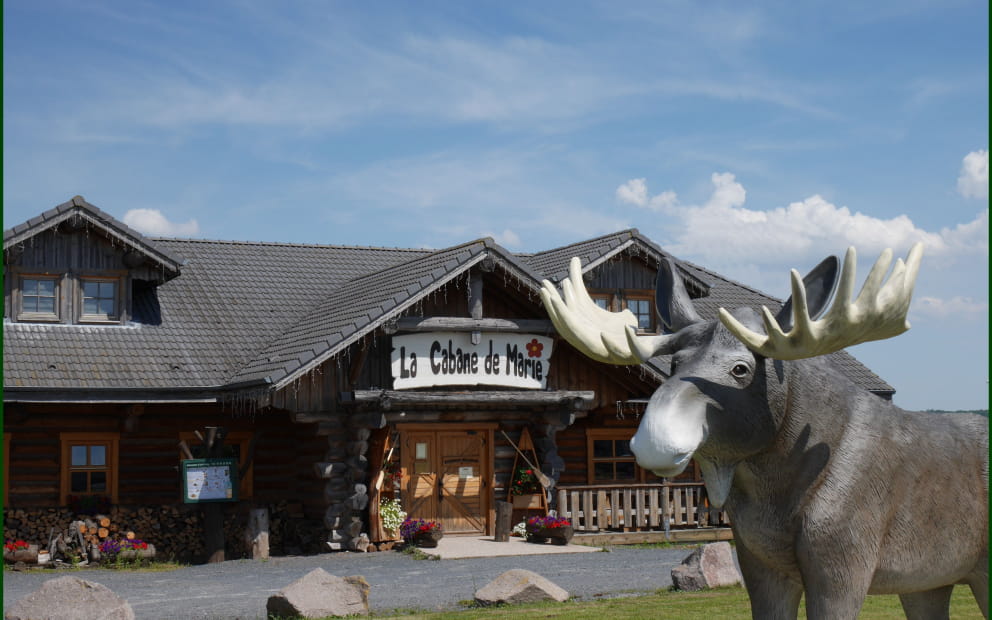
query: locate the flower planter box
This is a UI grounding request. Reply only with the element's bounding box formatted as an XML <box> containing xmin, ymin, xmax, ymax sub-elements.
<box><xmin>512</xmin><ymin>494</ymin><xmax>544</xmax><ymax>509</ymax></box>
<box><xmin>412</xmin><ymin>530</ymin><xmax>443</xmax><ymax>548</ymax></box>
<box><xmin>526</xmin><ymin>525</ymin><xmax>574</xmax><ymax>546</ymax></box>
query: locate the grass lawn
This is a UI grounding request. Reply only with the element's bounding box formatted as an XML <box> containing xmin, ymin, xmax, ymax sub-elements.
<box><xmin>379</xmin><ymin>585</ymin><xmax>984</xmax><ymax>619</ymax></box>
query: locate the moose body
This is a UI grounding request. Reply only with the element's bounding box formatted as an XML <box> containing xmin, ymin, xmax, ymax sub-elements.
<box><xmin>542</xmin><ymin>246</ymin><xmax>988</xmax><ymax>619</ymax></box>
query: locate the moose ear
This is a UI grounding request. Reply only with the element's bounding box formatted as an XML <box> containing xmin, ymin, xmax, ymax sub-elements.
<box><xmin>656</xmin><ymin>257</ymin><xmax>702</xmax><ymax>332</ymax></box>
<box><xmin>774</xmin><ymin>255</ymin><xmax>840</xmax><ymax>331</ymax></box>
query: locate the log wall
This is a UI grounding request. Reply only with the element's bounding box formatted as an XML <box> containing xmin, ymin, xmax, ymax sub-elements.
<box><xmin>4</xmin><ymin>403</ymin><xmax>328</xmax><ymax>517</ymax></box>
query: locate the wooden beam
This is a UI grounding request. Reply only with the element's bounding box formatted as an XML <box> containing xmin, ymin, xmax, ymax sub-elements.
<box><xmin>349</xmin><ymin>389</ymin><xmax>594</xmax><ymax>409</ymax></box>
<box><xmin>391</xmin><ymin>317</ymin><xmax>555</xmax><ymax>334</ymax></box>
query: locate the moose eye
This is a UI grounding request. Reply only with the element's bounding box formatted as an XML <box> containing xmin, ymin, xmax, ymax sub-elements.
<box><xmin>731</xmin><ymin>363</ymin><xmax>750</xmax><ymax>378</ymax></box>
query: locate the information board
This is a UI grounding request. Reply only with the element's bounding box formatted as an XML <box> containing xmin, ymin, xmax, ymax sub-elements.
<box><xmin>182</xmin><ymin>458</ymin><xmax>238</xmax><ymax>503</ymax></box>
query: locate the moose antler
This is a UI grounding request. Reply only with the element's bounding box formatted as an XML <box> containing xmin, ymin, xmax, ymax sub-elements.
<box><xmin>540</xmin><ymin>257</ymin><xmax>674</xmax><ymax>364</ymax></box>
<box><xmin>719</xmin><ymin>243</ymin><xmax>924</xmax><ymax>361</ymax></box>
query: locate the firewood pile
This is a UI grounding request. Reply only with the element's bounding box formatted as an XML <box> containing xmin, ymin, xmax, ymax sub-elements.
<box><xmin>4</xmin><ymin>501</ymin><xmax>326</xmax><ymax>563</ymax></box>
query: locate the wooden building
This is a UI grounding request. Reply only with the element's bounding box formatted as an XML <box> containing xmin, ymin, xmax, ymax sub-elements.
<box><xmin>2</xmin><ymin>197</ymin><xmax>895</xmax><ymax>557</ymax></box>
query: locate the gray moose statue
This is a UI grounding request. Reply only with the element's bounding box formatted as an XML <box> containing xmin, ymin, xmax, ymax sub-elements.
<box><xmin>541</xmin><ymin>243</ymin><xmax>988</xmax><ymax>619</ymax></box>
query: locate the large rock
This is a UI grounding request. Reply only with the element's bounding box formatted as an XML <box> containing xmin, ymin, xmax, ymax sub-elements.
<box><xmin>474</xmin><ymin>568</ymin><xmax>569</xmax><ymax>606</ymax></box>
<box><xmin>4</xmin><ymin>576</ymin><xmax>135</xmax><ymax>620</ymax></box>
<box><xmin>671</xmin><ymin>541</ymin><xmax>743</xmax><ymax>591</ymax></box>
<box><xmin>266</xmin><ymin>568</ymin><xmax>370</xmax><ymax>618</ymax></box>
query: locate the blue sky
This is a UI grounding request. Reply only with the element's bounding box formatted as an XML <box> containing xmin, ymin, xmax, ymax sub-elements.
<box><xmin>3</xmin><ymin>1</ymin><xmax>988</xmax><ymax>411</ymax></box>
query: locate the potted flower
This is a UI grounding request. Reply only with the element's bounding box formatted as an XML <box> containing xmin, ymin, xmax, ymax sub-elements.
<box><xmin>510</xmin><ymin>467</ymin><xmax>544</xmax><ymax>508</ymax></box>
<box><xmin>399</xmin><ymin>518</ymin><xmax>443</xmax><ymax>548</ymax></box>
<box><xmin>3</xmin><ymin>539</ymin><xmax>37</xmax><ymax>564</ymax></box>
<box><xmin>379</xmin><ymin>498</ymin><xmax>407</xmax><ymax>541</ymax></box>
<box><xmin>99</xmin><ymin>538</ymin><xmax>155</xmax><ymax>563</ymax></box>
<box><xmin>525</xmin><ymin>515</ymin><xmax>574</xmax><ymax>545</ymax></box>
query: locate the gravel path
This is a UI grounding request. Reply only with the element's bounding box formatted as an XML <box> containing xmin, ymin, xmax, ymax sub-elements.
<box><xmin>3</xmin><ymin>545</ymin><xmax>696</xmax><ymax>619</ymax></box>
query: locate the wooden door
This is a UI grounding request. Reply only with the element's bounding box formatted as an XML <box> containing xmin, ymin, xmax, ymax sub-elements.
<box><xmin>402</xmin><ymin>426</ymin><xmax>492</xmax><ymax>535</ymax></box>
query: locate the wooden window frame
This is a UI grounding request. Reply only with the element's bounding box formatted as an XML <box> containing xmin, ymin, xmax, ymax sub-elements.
<box><xmin>586</xmin><ymin>429</ymin><xmax>640</xmax><ymax>484</ymax></box>
<box><xmin>178</xmin><ymin>432</ymin><xmax>254</xmax><ymax>500</ymax></box>
<box><xmin>60</xmin><ymin>432</ymin><xmax>120</xmax><ymax>506</ymax></box>
<box><xmin>621</xmin><ymin>292</ymin><xmax>655</xmax><ymax>333</ymax></box>
<box><xmin>15</xmin><ymin>273</ymin><xmax>63</xmax><ymax>323</ymax></box>
<box><xmin>77</xmin><ymin>274</ymin><xmax>124</xmax><ymax>324</ymax></box>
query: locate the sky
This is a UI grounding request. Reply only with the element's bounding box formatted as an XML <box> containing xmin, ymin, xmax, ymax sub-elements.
<box><xmin>3</xmin><ymin>1</ymin><xmax>988</xmax><ymax>411</ymax></box>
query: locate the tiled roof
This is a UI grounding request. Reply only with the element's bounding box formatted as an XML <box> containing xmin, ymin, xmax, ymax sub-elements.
<box><xmin>3</xmin><ymin>207</ymin><xmax>893</xmax><ymax>396</ymax></box>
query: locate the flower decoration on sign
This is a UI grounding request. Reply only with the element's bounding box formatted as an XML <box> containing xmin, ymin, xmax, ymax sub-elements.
<box><xmin>399</xmin><ymin>518</ymin><xmax>442</xmax><ymax>540</ymax></box>
<box><xmin>526</xmin><ymin>339</ymin><xmax>544</xmax><ymax>358</ymax></box>
<box><xmin>510</xmin><ymin>466</ymin><xmax>542</xmax><ymax>495</ymax></box>
<box><xmin>526</xmin><ymin>515</ymin><xmax>571</xmax><ymax>534</ymax></box>
<box><xmin>4</xmin><ymin>540</ymin><xmax>29</xmax><ymax>552</ymax></box>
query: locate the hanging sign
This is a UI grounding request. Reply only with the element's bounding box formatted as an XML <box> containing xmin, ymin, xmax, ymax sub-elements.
<box><xmin>182</xmin><ymin>458</ymin><xmax>238</xmax><ymax>503</ymax></box>
<box><xmin>391</xmin><ymin>332</ymin><xmax>553</xmax><ymax>390</ymax></box>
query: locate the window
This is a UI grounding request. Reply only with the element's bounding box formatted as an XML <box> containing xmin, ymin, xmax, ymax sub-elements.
<box><xmin>13</xmin><ymin>272</ymin><xmax>126</xmax><ymax>325</ymax></box>
<box><xmin>587</xmin><ymin>430</ymin><xmax>638</xmax><ymax>483</ymax></box>
<box><xmin>79</xmin><ymin>277</ymin><xmax>120</xmax><ymax>322</ymax></box>
<box><xmin>60</xmin><ymin>433</ymin><xmax>119</xmax><ymax>505</ymax></box>
<box><xmin>623</xmin><ymin>295</ymin><xmax>654</xmax><ymax>332</ymax></box>
<box><xmin>178</xmin><ymin>432</ymin><xmax>254</xmax><ymax>499</ymax></box>
<box><xmin>17</xmin><ymin>275</ymin><xmax>61</xmax><ymax>322</ymax></box>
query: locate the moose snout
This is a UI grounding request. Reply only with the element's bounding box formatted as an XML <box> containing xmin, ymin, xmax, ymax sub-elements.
<box><xmin>629</xmin><ymin>425</ymin><xmax>699</xmax><ymax>477</ymax></box>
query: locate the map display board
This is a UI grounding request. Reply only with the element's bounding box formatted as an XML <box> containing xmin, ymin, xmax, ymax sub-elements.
<box><xmin>182</xmin><ymin>458</ymin><xmax>238</xmax><ymax>503</ymax></box>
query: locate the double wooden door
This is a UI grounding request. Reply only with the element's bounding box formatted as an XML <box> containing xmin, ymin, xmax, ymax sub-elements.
<box><xmin>401</xmin><ymin>425</ymin><xmax>493</xmax><ymax>536</ymax></box>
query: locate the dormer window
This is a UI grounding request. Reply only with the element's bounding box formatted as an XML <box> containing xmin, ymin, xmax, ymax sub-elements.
<box><xmin>10</xmin><ymin>271</ymin><xmax>125</xmax><ymax>325</ymax></box>
<box><xmin>79</xmin><ymin>277</ymin><xmax>120</xmax><ymax>323</ymax></box>
<box><xmin>16</xmin><ymin>275</ymin><xmax>61</xmax><ymax>322</ymax></box>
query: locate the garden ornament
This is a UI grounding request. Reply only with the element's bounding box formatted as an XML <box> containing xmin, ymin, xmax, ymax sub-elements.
<box><xmin>541</xmin><ymin>243</ymin><xmax>988</xmax><ymax>619</ymax></box>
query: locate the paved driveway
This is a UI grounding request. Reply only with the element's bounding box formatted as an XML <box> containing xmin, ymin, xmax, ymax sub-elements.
<box><xmin>3</xmin><ymin>544</ymin><xmax>697</xmax><ymax>619</ymax></box>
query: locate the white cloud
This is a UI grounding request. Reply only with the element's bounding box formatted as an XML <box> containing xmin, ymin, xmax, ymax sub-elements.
<box><xmin>123</xmin><ymin>209</ymin><xmax>200</xmax><ymax>237</ymax></box>
<box><xmin>484</xmin><ymin>229</ymin><xmax>522</xmax><ymax>248</ymax></box>
<box><xmin>914</xmin><ymin>296</ymin><xmax>989</xmax><ymax>319</ymax></box>
<box><xmin>957</xmin><ymin>150</ymin><xmax>988</xmax><ymax>199</ymax></box>
<box><xmin>617</xmin><ymin>173</ymin><xmax>986</xmax><ymax>267</ymax></box>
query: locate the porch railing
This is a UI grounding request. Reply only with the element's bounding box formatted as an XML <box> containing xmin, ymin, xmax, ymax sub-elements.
<box><xmin>555</xmin><ymin>482</ymin><xmax>730</xmax><ymax>532</ymax></box>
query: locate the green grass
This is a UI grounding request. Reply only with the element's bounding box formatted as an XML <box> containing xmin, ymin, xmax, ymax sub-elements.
<box><xmin>371</xmin><ymin>585</ymin><xmax>984</xmax><ymax>619</ymax></box>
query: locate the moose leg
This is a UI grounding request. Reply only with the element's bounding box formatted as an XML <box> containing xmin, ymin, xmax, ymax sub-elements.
<box><xmin>736</xmin><ymin>541</ymin><xmax>802</xmax><ymax>619</ymax></box>
<box><xmin>965</xmin><ymin>571</ymin><xmax>989</xmax><ymax>618</ymax></box>
<box><xmin>797</xmin><ymin>547</ymin><xmax>871</xmax><ymax>620</ymax></box>
<box><xmin>898</xmin><ymin>586</ymin><xmax>952</xmax><ymax>620</ymax></box>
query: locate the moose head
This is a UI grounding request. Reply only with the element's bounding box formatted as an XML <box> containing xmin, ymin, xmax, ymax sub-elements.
<box><xmin>540</xmin><ymin>244</ymin><xmax>922</xmax><ymax>505</ymax></box>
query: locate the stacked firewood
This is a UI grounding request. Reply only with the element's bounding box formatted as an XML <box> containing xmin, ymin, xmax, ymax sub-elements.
<box><xmin>4</xmin><ymin>508</ymin><xmax>74</xmax><ymax>545</ymax></box>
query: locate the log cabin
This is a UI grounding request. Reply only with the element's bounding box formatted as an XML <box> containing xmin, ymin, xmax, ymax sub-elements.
<box><xmin>2</xmin><ymin>197</ymin><xmax>895</xmax><ymax>558</ymax></box>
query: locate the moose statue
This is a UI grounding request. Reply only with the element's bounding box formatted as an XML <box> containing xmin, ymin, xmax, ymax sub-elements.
<box><xmin>541</xmin><ymin>243</ymin><xmax>988</xmax><ymax>619</ymax></box>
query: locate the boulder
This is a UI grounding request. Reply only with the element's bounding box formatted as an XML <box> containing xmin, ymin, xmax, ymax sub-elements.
<box><xmin>670</xmin><ymin>541</ymin><xmax>743</xmax><ymax>591</ymax></box>
<box><xmin>4</xmin><ymin>576</ymin><xmax>135</xmax><ymax>620</ymax></box>
<box><xmin>474</xmin><ymin>568</ymin><xmax>569</xmax><ymax>606</ymax></box>
<box><xmin>266</xmin><ymin>568</ymin><xmax>370</xmax><ymax>618</ymax></box>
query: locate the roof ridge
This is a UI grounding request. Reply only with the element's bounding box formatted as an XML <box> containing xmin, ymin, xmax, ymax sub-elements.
<box><xmin>529</xmin><ymin>228</ymin><xmax>638</xmax><ymax>257</ymax></box>
<box><xmin>151</xmin><ymin>236</ymin><xmax>435</xmax><ymax>252</ymax></box>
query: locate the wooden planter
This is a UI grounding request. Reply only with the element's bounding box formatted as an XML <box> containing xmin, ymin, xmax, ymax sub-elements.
<box><xmin>412</xmin><ymin>530</ymin><xmax>443</xmax><ymax>548</ymax></box>
<box><xmin>3</xmin><ymin>544</ymin><xmax>39</xmax><ymax>564</ymax></box>
<box><xmin>512</xmin><ymin>494</ymin><xmax>544</xmax><ymax>509</ymax></box>
<box><xmin>526</xmin><ymin>525</ymin><xmax>574</xmax><ymax>545</ymax></box>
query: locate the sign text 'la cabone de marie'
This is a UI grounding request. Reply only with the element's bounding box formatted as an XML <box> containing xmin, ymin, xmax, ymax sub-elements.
<box><xmin>391</xmin><ymin>332</ymin><xmax>553</xmax><ymax>390</ymax></box>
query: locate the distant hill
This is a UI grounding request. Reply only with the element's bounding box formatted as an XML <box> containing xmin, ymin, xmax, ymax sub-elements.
<box><xmin>924</xmin><ymin>409</ymin><xmax>989</xmax><ymax>417</ymax></box>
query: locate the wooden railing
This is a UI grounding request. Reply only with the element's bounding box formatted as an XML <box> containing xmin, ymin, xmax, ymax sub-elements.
<box><xmin>555</xmin><ymin>482</ymin><xmax>730</xmax><ymax>532</ymax></box>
